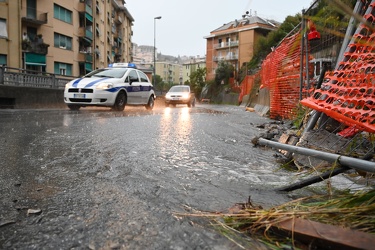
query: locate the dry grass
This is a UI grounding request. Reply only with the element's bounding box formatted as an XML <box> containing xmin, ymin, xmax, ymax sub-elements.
<box><xmin>176</xmin><ymin>189</ymin><xmax>375</xmax><ymax>249</ymax></box>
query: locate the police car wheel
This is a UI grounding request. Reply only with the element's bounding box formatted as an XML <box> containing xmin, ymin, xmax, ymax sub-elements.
<box><xmin>113</xmin><ymin>91</ymin><xmax>126</xmax><ymax>111</ymax></box>
<box><xmin>146</xmin><ymin>96</ymin><xmax>154</xmax><ymax>110</ymax></box>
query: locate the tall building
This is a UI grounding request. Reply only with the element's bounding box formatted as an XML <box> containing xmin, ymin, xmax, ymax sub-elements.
<box><xmin>0</xmin><ymin>0</ymin><xmax>134</xmax><ymax>76</ymax></box>
<box><xmin>204</xmin><ymin>13</ymin><xmax>279</xmax><ymax>81</ymax></box>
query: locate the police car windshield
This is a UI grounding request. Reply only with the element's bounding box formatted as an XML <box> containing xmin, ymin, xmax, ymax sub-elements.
<box><xmin>84</xmin><ymin>68</ymin><xmax>128</xmax><ymax>78</ymax></box>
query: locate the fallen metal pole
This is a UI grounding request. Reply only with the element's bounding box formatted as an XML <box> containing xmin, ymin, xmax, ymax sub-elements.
<box><xmin>277</xmin><ymin>166</ymin><xmax>349</xmax><ymax>192</ymax></box>
<box><xmin>258</xmin><ymin>138</ymin><xmax>375</xmax><ymax>173</ymax></box>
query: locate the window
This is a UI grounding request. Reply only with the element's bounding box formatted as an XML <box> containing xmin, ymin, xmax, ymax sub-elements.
<box><xmin>54</xmin><ymin>33</ymin><xmax>72</xmax><ymax>50</ymax></box>
<box><xmin>0</xmin><ymin>19</ymin><xmax>8</xmax><ymax>38</ymax></box>
<box><xmin>54</xmin><ymin>4</ymin><xmax>72</xmax><ymax>24</ymax></box>
<box><xmin>54</xmin><ymin>62</ymin><xmax>72</xmax><ymax>76</ymax></box>
<box><xmin>138</xmin><ymin>71</ymin><xmax>149</xmax><ymax>82</ymax></box>
<box><xmin>128</xmin><ymin>70</ymin><xmax>139</xmax><ymax>82</ymax></box>
<box><xmin>96</xmin><ymin>23</ymin><xmax>100</xmax><ymax>37</ymax></box>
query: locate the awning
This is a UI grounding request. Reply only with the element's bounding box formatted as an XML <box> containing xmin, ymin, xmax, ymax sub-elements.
<box><xmin>85</xmin><ymin>62</ymin><xmax>92</xmax><ymax>71</ymax></box>
<box><xmin>81</xmin><ymin>36</ymin><xmax>92</xmax><ymax>45</ymax></box>
<box><xmin>0</xmin><ymin>55</ymin><xmax>6</xmax><ymax>65</ymax></box>
<box><xmin>25</xmin><ymin>53</ymin><xmax>46</xmax><ymax>65</ymax></box>
<box><xmin>26</xmin><ymin>62</ymin><xmax>46</xmax><ymax>66</ymax></box>
<box><xmin>85</xmin><ymin>13</ymin><xmax>93</xmax><ymax>23</ymax></box>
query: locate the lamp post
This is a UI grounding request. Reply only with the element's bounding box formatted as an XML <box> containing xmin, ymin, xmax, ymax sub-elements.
<box><xmin>153</xmin><ymin>16</ymin><xmax>162</xmax><ymax>92</ymax></box>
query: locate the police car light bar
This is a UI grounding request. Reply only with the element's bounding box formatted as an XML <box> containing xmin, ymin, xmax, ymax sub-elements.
<box><xmin>110</xmin><ymin>63</ymin><xmax>137</xmax><ymax>68</ymax></box>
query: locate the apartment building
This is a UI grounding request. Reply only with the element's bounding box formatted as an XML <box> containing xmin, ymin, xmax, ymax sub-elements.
<box><xmin>204</xmin><ymin>14</ymin><xmax>279</xmax><ymax>81</ymax></box>
<box><xmin>0</xmin><ymin>0</ymin><xmax>133</xmax><ymax>76</ymax></box>
<box><xmin>155</xmin><ymin>61</ymin><xmax>181</xmax><ymax>85</ymax></box>
<box><xmin>181</xmin><ymin>57</ymin><xmax>206</xmax><ymax>84</ymax></box>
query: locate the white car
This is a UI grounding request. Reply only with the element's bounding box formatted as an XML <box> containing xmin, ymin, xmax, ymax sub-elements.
<box><xmin>64</xmin><ymin>63</ymin><xmax>155</xmax><ymax>111</ymax></box>
<box><xmin>165</xmin><ymin>85</ymin><xmax>195</xmax><ymax>107</ymax></box>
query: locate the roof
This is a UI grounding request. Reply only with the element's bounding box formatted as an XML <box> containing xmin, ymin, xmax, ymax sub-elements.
<box><xmin>211</xmin><ymin>15</ymin><xmax>279</xmax><ymax>33</ymax></box>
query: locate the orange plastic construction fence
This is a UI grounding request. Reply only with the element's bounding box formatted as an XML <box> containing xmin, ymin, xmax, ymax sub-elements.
<box><xmin>260</xmin><ymin>32</ymin><xmax>308</xmax><ymax>119</ymax></box>
<box><xmin>301</xmin><ymin>4</ymin><xmax>375</xmax><ymax>133</ymax></box>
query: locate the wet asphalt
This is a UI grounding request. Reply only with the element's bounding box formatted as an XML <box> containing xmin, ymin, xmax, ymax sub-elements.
<box><xmin>0</xmin><ymin>103</ymin><xmax>300</xmax><ymax>249</ymax></box>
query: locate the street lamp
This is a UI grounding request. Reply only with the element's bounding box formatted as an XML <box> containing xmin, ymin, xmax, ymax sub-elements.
<box><xmin>153</xmin><ymin>16</ymin><xmax>162</xmax><ymax>92</ymax></box>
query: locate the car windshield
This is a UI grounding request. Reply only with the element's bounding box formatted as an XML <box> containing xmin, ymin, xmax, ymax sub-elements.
<box><xmin>84</xmin><ymin>68</ymin><xmax>129</xmax><ymax>78</ymax></box>
<box><xmin>169</xmin><ymin>86</ymin><xmax>189</xmax><ymax>92</ymax></box>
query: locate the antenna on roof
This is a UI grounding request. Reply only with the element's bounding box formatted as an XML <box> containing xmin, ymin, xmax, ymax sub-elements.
<box><xmin>242</xmin><ymin>10</ymin><xmax>251</xmax><ymax>19</ymax></box>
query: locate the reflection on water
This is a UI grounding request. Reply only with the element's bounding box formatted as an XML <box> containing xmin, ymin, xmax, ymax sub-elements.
<box><xmin>159</xmin><ymin>107</ymin><xmax>192</xmax><ymax>160</ymax></box>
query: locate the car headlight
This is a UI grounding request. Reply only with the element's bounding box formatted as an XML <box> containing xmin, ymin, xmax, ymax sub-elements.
<box><xmin>182</xmin><ymin>93</ymin><xmax>190</xmax><ymax>99</ymax></box>
<box><xmin>96</xmin><ymin>82</ymin><xmax>114</xmax><ymax>90</ymax></box>
<box><xmin>166</xmin><ymin>93</ymin><xmax>171</xmax><ymax>99</ymax></box>
<box><xmin>65</xmin><ymin>83</ymin><xmax>71</xmax><ymax>90</ymax></box>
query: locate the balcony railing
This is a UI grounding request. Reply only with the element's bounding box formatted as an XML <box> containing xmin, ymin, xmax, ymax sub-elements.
<box><xmin>214</xmin><ymin>40</ymin><xmax>239</xmax><ymax>49</ymax></box>
<box><xmin>0</xmin><ymin>66</ymin><xmax>75</xmax><ymax>89</ymax></box>
<box><xmin>213</xmin><ymin>54</ymin><xmax>238</xmax><ymax>61</ymax></box>
<box><xmin>22</xmin><ymin>40</ymin><xmax>49</xmax><ymax>54</ymax></box>
<box><xmin>22</xmin><ymin>9</ymin><xmax>48</xmax><ymax>25</ymax></box>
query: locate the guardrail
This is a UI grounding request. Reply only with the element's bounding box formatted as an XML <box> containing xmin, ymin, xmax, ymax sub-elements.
<box><xmin>0</xmin><ymin>66</ymin><xmax>76</xmax><ymax>89</ymax></box>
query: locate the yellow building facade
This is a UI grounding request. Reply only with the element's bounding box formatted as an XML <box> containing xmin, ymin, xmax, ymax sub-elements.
<box><xmin>181</xmin><ymin>57</ymin><xmax>206</xmax><ymax>84</ymax></box>
<box><xmin>0</xmin><ymin>0</ymin><xmax>133</xmax><ymax>76</ymax></box>
<box><xmin>155</xmin><ymin>61</ymin><xmax>182</xmax><ymax>85</ymax></box>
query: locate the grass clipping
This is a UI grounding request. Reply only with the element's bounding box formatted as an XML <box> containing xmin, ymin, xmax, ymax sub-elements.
<box><xmin>178</xmin><ymin>189</ymin><xmax>375</xmax><ymax>247</ymax></box>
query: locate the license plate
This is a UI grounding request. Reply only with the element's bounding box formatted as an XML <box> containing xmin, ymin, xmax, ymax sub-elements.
<box><xmin>74</xmin><ymin>93</ymin><xmax>86</xmax><ymax>98</ymax></box>
<box><xmin>172</xmin><ymin>97</ymin><xmax>180</xmax><ymax>100</ymax></box>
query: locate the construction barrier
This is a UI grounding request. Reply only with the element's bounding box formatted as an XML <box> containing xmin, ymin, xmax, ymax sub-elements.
<box><xmin>238</xmin><ymin>74</ymin><xmax>257</xmax><ymax>104</ymax></box>
<box><xmin>260</xmin><ymin>32</ymin><xmax>309</xmax><ymax>119</ymax></box>
<box><xmin>301</xmin><ymin>2</ymin><xmax>375</xmax><ymax>133</ymax></box>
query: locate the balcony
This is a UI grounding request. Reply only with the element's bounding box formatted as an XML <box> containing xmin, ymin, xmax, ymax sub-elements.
<box><xmin>214</xmin><ymin>40</ymin><xmax>239</xmax><ymax>49</ymax></box>
<box><xmin>114</xmin><ymin>15</ymin><xmax>123</xmax><ymax>25</ymax></box>
<box><xmin>78</xmin><ymin>27</ymin><xmax>93</xmax><ymax>44</ymax></box>
<box><xmin>22</xmin><ymin>40</ymin><xmax>49</xmax><ymax>54</ymax></box>
<box><xmin>78</xmin><ymin>52</ymin><xmax>93</xmax><ymax>67</ymax></box>
<box><xmin>85</xmin><ymin>29</ymin><xmax>93</xmax><ymax>40</ymax></box>
<box><xmin>213</xmin><ymin>53</ymin><xmax>238</xmax><ymax>62</ymax></box>
<box><xmin>85</xmin><ymin>4</ymin><xmax>93</xmax><ymax>16</ymax></box>
<box><xmin>115</xmin><ymin>48</ymin><xmax>123</xmax><ymax>56</ymax></box>
<box><xmin>22</xmin><ymin>9</ymin><xmax>48</xmax><ymax>25</ymax></box>
<box><xmin>85</xmin><ymin>53</ymin><xmax>93</xmax><ymax>63</ymax></box>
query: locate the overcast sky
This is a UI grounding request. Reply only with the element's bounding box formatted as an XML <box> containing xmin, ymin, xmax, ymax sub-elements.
<box><xmin>125</xmin><ymin>0</ymin><xmax>313</xmax><ymax>57</ymax></box>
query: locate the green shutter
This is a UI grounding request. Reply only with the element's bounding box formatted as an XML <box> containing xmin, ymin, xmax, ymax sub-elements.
<box><xmin>25</xmin><ymin>53</ymin><xmax>46</xmax><ymax>65</ymax></box>
<box><xmin>0</xmin><ymin>54</ymin><xmax>7</xmax><ymax>65</ymax></box>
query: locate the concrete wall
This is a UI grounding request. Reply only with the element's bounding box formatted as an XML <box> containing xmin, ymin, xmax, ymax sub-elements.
<box><xmin>0</xmin><ymin>86</ymin><xmax>65</xmax><ymax>109</ymax></box>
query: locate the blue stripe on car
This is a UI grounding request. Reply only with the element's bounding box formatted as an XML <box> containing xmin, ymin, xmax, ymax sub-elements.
<box><xmin>105</xmin><ymin>86</ymin><xmax>135</xmax><ymax>93</ymax></box>
<box><xmin>72</xmin><ymin>78</ymin><xmax>83</xmax><ymax>87</ymax></box>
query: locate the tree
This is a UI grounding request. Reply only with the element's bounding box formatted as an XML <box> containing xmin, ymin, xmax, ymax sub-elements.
<box><xmin>189</xmin><ymin>67</ymin><xmax>206</xmax><ymax>99</ymax></box>
<box><xmin>215</xmin><ymin>61</ymin><xmax>234</xmax><ymax>85</ymax></box>
<box><xmin>153</xmin><ymin>74</ymin><xmax>165</xmax><ymax>92</ymax></box>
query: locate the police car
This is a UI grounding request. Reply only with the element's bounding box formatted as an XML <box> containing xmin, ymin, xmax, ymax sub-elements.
<box><xmin>64</xmin><ymin>63</ymin><xmax>155</xmax><ymax>111</ymax></box>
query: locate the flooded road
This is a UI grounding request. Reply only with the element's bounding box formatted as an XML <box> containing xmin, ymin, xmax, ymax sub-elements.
<box><xmin>1</xmin><ymin>104</ymin><xmax>297</xmax><ymax>249</ymax></box>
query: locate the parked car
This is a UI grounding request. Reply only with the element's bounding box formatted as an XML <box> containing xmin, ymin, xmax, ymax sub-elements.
<box><xmin>64</xmin><ymin>63</ymin><xmax>155</xmax><ymax>111</ymax></box>
<box><xmin>165</xmin><ymin>85</ymin><xmax>195</xmax><ymax>107</ymax></box>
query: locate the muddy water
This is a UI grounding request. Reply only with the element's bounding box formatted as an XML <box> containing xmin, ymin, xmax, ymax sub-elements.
<box><xmin>0</xmin><ymin>105</ymin><xmax>302</xmax><ymax>249</ymax></box>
